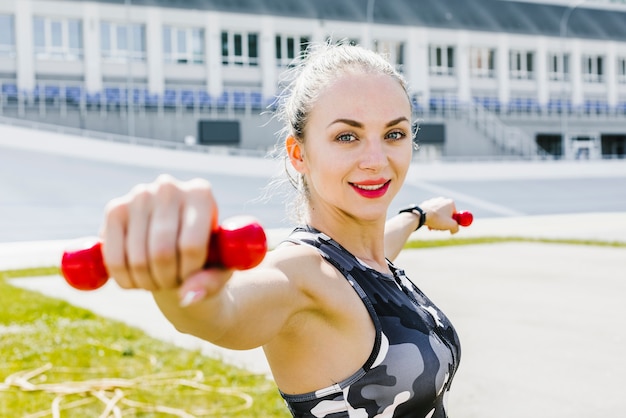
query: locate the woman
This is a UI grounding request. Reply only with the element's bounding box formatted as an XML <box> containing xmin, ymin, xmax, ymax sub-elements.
<box><xmin>101</xmin><ymin>43</ymin><xmax>462</xmax><ymax>417</ymax></box>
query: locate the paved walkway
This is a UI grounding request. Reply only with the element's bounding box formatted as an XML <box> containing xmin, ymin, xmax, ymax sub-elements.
<box><xmin>2</xmin><ymin>126</ymin><xmax>626</xmax><ymax>417</ymax></box>
<box><xmin>4</xmin><ymin>213</ymin><xmax>626</xmax><ymax>417</ymax></box>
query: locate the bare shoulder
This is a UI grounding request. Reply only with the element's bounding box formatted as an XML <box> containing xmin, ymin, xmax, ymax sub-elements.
<box><xmin>262</xmin><ymin>242</ymin><xmax>349</xmax><ymax>311</ymax></box>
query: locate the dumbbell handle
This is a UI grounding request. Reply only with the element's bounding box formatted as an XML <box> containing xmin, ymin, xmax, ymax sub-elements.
<box><xmin>60</xmin><ymin>216</ymin><xmax>267</xmax><ymax>291</ymax></box>
<box><xmin>452</xmin><ymin>211</ymin><xmax>473</xmax><ymax>227</ymax></box>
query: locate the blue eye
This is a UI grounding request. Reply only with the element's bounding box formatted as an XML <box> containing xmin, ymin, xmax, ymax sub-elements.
<box><xmin>337</xmin><ymin>133</ymin><xmax>356</xmax><ymax>142</ymax></box>
<box><xmin>386</xmin><ymin>130</ymin><xmax>407</xmax><ymax>141</ymax></box>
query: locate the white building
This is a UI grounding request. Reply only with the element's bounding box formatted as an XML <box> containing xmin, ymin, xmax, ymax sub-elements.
<box><xmin>1</xmin><ymin>0</ymin><xmax>625</xmax><ymax>159</ymax></box>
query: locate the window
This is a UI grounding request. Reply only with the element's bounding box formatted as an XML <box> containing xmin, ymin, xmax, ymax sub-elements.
<box><xmin>509</xmin><ymin>50</ymin><xmax>534</xmax><ymax>80</ymax></box>
<box><xmin>33</xmin><ymin>16</ymin><xmax>82</xmax><ymax>60</ymax></box>
<box><xmin>617</xmin><ymin>57</ymin><xmax>626</xmax><ymax>84</ymax></box>
<box><xmin>374</xmin><ymin>40</ymin><xmax>405</xmax><ymax>73</ymax></box>
<box><xmin>163</xmin><ymin>26</ymin><xmax>204</xmax><ymax>64</ymax></box>
<box><xmin>582</xmin><ymin>54</ymin><xmax>604</xmax><ymax>83</ymax></box>
<box><xmin>101</xmin><ymin>21</ymin><xmax>146</xmax><ymax>62</ymax></box>
<box><xmin>0</xmin><ymin>14</ymin><xmax>15</xmax><ymax>57</ymax></box>
<box><xmin>429</xmin><ymin>45</ymin><xmax>454</xmax><ymax>76</ymax></box>
<box><xmin>221</xmin><ymin>31</ymin><xmax>259</xmax><ymax>66</ymax></box>
<box><xmin>275</xmin><ymin>35</ymin><xmax>310</xmax><ymax>67</ymax></box>
<box><xmin>469</xmin><ymin>47</ymin><xmax>495</xmax><ymax>78</ymax></box>
<box><xmin>548</xmin><ymin>52</ymin><xmax>569</xmax><ymax>81</ymax></box>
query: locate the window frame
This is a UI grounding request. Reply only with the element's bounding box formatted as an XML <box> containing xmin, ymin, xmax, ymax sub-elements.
<box><xmin>275</xmin><ymin>34</ymin><xmax>310</xmax><ymax>67</ymax></box>
<box><xmin>582</xmin><ymin>54</ymin><xmax>605</xmax><ymax>83</ymax></box>
<box><xmin>221</xmin><ymin>30</ymin><xmax>259</xmax><ymax>67</ymax></box>
<box><xmin>548</xmin><ymin>52</ymin><xmax>570</xmax><ymax>82</ymax></box>
<box><xmin>163</xmin><ymin>25</ymin><xmax>205</xmax><ymax>65</ymax></box>
<box><xmin>0</xmin><ymin>14</ymin><xmax>15</xmax><ymax>57</ymax></box>
<box><xmin>469</xmin><ymin>47</ymin><xmax>496</xmax><ymax>79</ymax></box>
<box><xmin>100</xmin><ymin>21</ymin><xmax>147</xmax><ymax>62</ymax></box>
<box><xmin>618</xmin><ymin>57</ymin><xmax>626</xmax><ymax>84</ymax></box>
<box><xmin>429</xmin><ymin>44</ymin><xmax>455</xmax><ymax>76</ymax></box>
<box><xmin>33</xmin><ymin>16</ymin><xmax>83</xmax><ymax>61</ymax></box>
<box><xmin>509</xmin><ymin>49</ymin><xmax>534</xmax><ymax>80</ymax></box>
<box><xmin>374</xmin><ymin>39</ymin><xmax>405</xmax><ymax>73</ymax></box>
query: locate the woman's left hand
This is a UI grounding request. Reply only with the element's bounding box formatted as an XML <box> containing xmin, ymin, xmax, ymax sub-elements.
<box><xmin>420</xmin><ymin>197</ymin><xmax>460</xmax><ymax>234</ymax></box>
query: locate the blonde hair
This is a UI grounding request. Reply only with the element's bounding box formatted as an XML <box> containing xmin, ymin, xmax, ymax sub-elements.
<box><xmin>267</xmin><ymin>41</ymin><xmax>411</xmax><ymax>224</ymax></box>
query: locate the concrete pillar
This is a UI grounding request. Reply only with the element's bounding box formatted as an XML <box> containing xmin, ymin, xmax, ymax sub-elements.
<box><xmin>145</xmin><ymin>7</ymin><xmax>163</xmax><ymax>94</ymax></box>
<box><xmin>407</xmin><ymin>28</ymin><xmax>429</xmax><ymax>109</ymax></box>
<box><xmin>260</xmin><ymin>16</ymin><xmax>276</xmax><ymax>99</ymax></box>
<box><xmin>456</xmin><ymin>31</ymin><xmax>470</xmax><ymax>104</ymax></box>
<box><xmin>15</xmin><ymin>0</ymin><xmax>35</xmax><ymax>92</ymax></box>
<box><xmin>570</xmin><ymin>39</ymin><xmax>583</xmax><ymax>106</ymax></box>
<box><xmin>311</xmin><ymin>21</ymin><xmax>325</xmax><ymax>44</ymax></box>
<box><xmin>82</xmin><ymin>2</ymin><xmax>102</xmax><ymax>93</ymax></box>
<box><xmin>205</xmin><ymin>11</ymin><xmax>222</xmax><ymax>97</ymax></box>
<box><xmin>497</xmin><ymin>34</ymin><xmax>510</xmax><ymax>107</ymax></box>
<box><xmin>606</xmin><ymin>41</ymin><xmax>617</xmax><ymax>108</ymax></box>
<box><xmin>535</xmin><ymin>37</ymin><xmax>549</xmax><ymax>107</ymax></box>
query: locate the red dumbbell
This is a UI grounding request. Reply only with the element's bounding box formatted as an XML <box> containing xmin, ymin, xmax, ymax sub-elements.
<box><xmin>60</xmin><ymin>216</ymin><xmax>267</xmax><ymax>291</ymax></box>
<box><xmin>452</xmin><ymin>211</ymin><xmax>473</xmax><ymax>227</ymax></box>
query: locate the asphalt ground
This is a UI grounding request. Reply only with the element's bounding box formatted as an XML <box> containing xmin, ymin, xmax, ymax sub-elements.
<box><xmin>2</xmin><ymin>124</ymin><xmax>626</xmax><ymax>417</ymax></box>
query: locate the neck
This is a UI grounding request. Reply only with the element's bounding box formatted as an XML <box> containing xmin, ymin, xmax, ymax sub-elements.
<box><xmin>306</xmin><ymin>213</ymin><xmax>389</xmax><ymax>273</ymax></box>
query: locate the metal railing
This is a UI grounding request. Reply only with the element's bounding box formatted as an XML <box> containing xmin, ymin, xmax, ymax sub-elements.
<box><xmin>0</xmin><ymin>114</ymin><xmax>270</xmax><ymax>158</ymax></box>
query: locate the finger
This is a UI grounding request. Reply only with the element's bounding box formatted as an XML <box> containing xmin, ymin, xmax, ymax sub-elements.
<box><xmin>101</xmin><ymin>197</ymin><xmax>133</xmax><ymax>289</ymax></box>
<box><xmin>449</xmin><ymin>220</ymin><xmax>460</xmax><ymax>234</ymax></box>
<box><xmin>178</xmin><ymin>268</ymin><xmax>233</xmax><ymax>307</ymax></box>
<box><xmin>148</xmin><ymin>179</ymin><xmax>182</xmax><ymax>289</ymax></box>
<box><xmin>178</xmin><ymin>179</ymin><xmax>217</xmax><ymax>280</ymax></box>
<box><xmin>125</xmin><ymin>184</ymin><xmax>158</xmax><ymax>291</ymax></box>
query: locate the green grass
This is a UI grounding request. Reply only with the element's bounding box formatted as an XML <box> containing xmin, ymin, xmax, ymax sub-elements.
<box><xmin>1</xmin><ymin>236</ymin><xmax>621</xmax><ymax>417</ymax></box>
<box><xmin>404</xmin><ymin>235</ymin><xmax>626</xmax><ymax>249</ymax></box>
<box><xmin>0</xmin><ymin>270</ymin><xmax>290</xmax><ymax>418</ymax></box>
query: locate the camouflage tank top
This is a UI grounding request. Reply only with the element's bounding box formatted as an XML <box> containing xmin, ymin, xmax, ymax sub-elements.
<box><xmin>280</xmin><ymin>226</ymin><xmax>461</xmax><ymax>418</ymax></box>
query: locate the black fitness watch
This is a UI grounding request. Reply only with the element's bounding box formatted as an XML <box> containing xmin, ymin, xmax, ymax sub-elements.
<box><xmin>398</xmin><ymin>204</ymin><xmax>427</xmax><ymax>231</ymax></box>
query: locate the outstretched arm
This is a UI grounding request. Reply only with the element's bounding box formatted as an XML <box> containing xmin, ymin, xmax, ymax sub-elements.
<box><xmin>100</xmin><ymin>174</ymin><xmax>310</xmax><ymax>350</ymax></box>
<box><xmin>384</xmin><ymin>197</ymin><xmax>460</xmax><ymax>261</ymax></box>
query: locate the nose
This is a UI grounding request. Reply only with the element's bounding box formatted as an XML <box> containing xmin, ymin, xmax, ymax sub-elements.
<box><xmin>359</xmin><ymin>137</ymin><xmax>387</xmax><ymax>171</ymax></box>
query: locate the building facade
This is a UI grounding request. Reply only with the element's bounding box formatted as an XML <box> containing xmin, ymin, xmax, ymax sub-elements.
<box><xmin>1</xmin><ymin>0</ymin><xmax>625</xmax><ymax>159</ymax></box>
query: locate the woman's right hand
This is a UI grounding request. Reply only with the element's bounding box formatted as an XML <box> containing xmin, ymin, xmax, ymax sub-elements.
<box><xmin>100</xmin><ymin>174</ymin><xmax>220</xmax><ymax>293</ymax></box>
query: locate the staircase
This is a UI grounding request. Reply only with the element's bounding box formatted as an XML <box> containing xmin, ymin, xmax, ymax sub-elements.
<box><xmin>464</xmin><ymin>101</ymin><xmax>539</xmax><ymax>158</ymax></box>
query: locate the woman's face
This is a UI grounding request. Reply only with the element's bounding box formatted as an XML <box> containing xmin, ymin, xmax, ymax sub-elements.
<box><xmin>294</xmin><ymin>71</ymin><xmax>413</xmax><ymax>224</ymax></box>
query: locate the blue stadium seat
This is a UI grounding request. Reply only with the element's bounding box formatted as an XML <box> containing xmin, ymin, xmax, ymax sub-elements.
<box><xmin>181</xmin><ymin>90</ymin><xmax>195</xmax><ymax>107</ymax></box>
<box><xmin>265</xmin><ymin>94</ymin><xmax>279</xmax><ymax>110</ymax></box>
<box><xmin>1</xmin><ymin>82</ymin><xmax>18</xmax><ymax>99</ymax></box>
<box><xmin>547</xmin><ymin>99</ymin><xmax>563</xmax><ymax>113</ymax></box>
<box><xmin>216</xmin><ymin>91</ymin><xmax>229</xmax><ymax>109</ymax></box>
<box><xmin>508</xmin><ymin>97</ymin><xmax>523</xmax><ymax>112</ymax></box>
<box><xmin>411</xmin><ymin>96</ymin><xmax>423</xmax><ymax>112</ymax></box>
<box><xmin>130</xmin><ymin>88</ymin><xmax>143</xmax><ymax>105</ymax></box>
<box><xmin>163</xmin><ymin>89</ymin><xmax>178</xmax><ymax>107</ymax></box>
<box><xmin>486</xmin><ymin>97</ymin><xmax>501</xmax><ymax>112</ymax></box>
<box><xmin>429</xmin><ymin>97</ymin><xmax>443</xmax><ymax>111</ymax></box>
<box><xmin>85</xmin><ymin>92</ymin><xmax>102</xmax><ymax>106</ymax></box>
<box><xmin>105</xmin><ymin>86</ymin><xmax>123</xmax><ymax>106</ymax></box>
<box><xmin>33</xmin><ymin>85</ymin><xmax>42</xmax><ymax>99</ymax></box>
<box><xmin>524</xmin><ymin>98</ymin><xmax>539</xmax><ymax>113</ymax></box>
<box><xmin>585</xmin><ymin>99</ymin><xmax>609</xmax><ymax>114</ymax></box>
<box><xmin>197</xmin><ymin>90</ymin><xmax>212</xmax><ymax>108</ymax></box>
<box><xmin>143</xmin><ymin>90</ymin><xmax>159</xmax><ymax>107</ymax></box>
<box><xmin>64</xmin><ymin>86</ymin><xmax>82</xmax><ymax>104</ymax></box>
<box><xmin>44</xmin><ymin>85</ymin><xmax>60</xmax><ymax>101</ymax></box>
<box><xmin>233</xmin><ymin>91</ymin><xmax>247</xmax><ymax>110</ymax></box>
<box><xmin>250</xmin><ymin>91</ymin><xmax>263</xmax><ymax>110</ymax></box>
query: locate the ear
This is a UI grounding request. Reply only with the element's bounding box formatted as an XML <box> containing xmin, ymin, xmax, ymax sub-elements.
<box><xmin>286</xmin><ymin>136</ymin><xmax>306</xmax><ymax>173</ymax></box>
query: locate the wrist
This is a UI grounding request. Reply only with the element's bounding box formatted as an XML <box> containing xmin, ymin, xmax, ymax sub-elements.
<box><xmin>398</xmin><ymin>204</ymin><xmax>427</xmax><ymax>231</ymax></box>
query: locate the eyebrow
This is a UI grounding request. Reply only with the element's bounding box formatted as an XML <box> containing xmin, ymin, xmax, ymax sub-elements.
<box><xmin>327</xmin><ymin>116</ymin><xmax>410</xmax><ymax>129</ymax></box>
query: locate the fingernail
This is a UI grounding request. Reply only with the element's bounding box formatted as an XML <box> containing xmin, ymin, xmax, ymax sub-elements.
<box><xmin>179</xmin><ymin>289</ymin><xmax>206</xmax><ymax>307</ymax></box>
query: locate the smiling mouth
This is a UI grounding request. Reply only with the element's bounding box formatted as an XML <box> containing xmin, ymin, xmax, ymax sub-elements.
<box><xmin>352</xmin><ymin>182</ymin><xmax>387</xmax><ymax>190</ymax></box>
